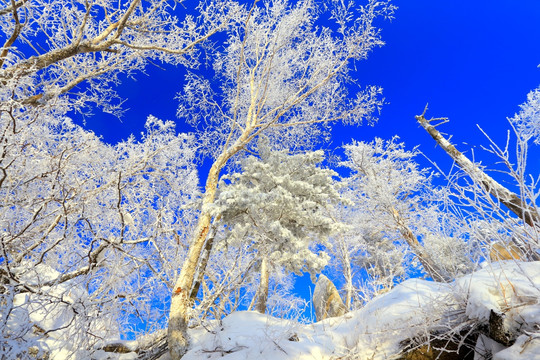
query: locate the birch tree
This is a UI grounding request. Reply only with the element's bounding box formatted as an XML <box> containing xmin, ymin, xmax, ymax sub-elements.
<box><xmin>0</xmin><ymin>1</ymin><xmax>244</xmax><ymax>356</ymax></box>
<box><xmin>416</xmin><ymin>106</ymin><xmax>540</xmax><ymax>230</ymax></box>
<box><xmin>340</xmin><ymin>137</ymin><xmax>474</xmax><ymax>286</ymax></box>
<box><xmin>168</xmin><ymin>0</ymin><xmax>395</xmax><ymax>356</ymax></box>
<box><xmin>0</xmin><ymin>114</ymin><xmax>200</xmax><ymax>358</ymax></box>
<box><xmin>0</xmin><ymin>0</ymin><xmax>237</xmax><ymax>116</ymax></box>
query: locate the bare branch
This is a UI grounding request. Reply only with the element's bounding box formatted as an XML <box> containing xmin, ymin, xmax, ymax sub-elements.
<box><xmin>0</xmin><ymin>0</ymin><xmax>25</xmax><ymax>17</ymax></box>
<box><xmin>0</xmin><ymin>0</ymin><xmax>25</xmax><ymax>68</ymax></box>
<box><xmin>416</xmin><ymin>111</ymin><xmax>540</xmax><ymax>229</ymax></box>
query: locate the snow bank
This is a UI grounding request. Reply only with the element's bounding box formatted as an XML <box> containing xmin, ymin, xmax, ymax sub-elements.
<box><xmin>458</xmin><ymin>261</ymin><xmax>540</xmax><ymax>359</ymax></box>
<box><xmin>181</xmin><ymin>261</ymin><xmax>540</xmax><ymax>360</ymax></box>
<box><xmin>183</xmin><ymin>280</ymin><xmax>454</xmax><ymax>360</ymax></box>
<box><xmin>457</xmin><ymin>262</ymin><xmax>540</xmax><ymax>323</ymax></box>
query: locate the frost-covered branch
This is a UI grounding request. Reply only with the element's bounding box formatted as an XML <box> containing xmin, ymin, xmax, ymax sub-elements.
<box><xmin>416</xmin><ymin>107</ymin><xmax>540</xmax><ymax>229</ymax></box>
<box><xmin>0</xmin><ymin>0</ymin><xmax>239</xmax><ymax>117</ymax></box>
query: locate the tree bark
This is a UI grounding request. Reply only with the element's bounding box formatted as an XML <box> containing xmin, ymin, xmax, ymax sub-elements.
<box><xmin>168</xmin><ymin>139</ymin><xmax>249</xmax><ymax>359</ymax></box>
<box><xmin>416</xmin><ymin>111</ymin><xmax>540</xmax><ymax>229</ymax></box>
<box><xmin>341</xmin><ymin>246</ymin><xmax>353</xmax><ymax>310</ymax></box>
<box><xmin>254</xmin><ymin>257</ymin><xmax>270</xmax><ymax>314</ymax></box>
<box><xmin>189</xmin><ymin>225</ymin><xmax>216</xmax><ymax>301</ymax></box>
<box><xmin>167</xmin><ymin>175</ymin><xmax>218</xmax><ymax>359</ymax></box>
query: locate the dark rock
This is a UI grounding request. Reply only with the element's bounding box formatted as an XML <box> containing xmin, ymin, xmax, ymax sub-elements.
<box><xmin>400</xmin><ymin>331</ymin><xmax>478</xmax><ymax>360</ymax></box>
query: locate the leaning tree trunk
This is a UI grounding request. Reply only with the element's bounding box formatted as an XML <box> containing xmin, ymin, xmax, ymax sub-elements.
<box><xmin>391</xmin><ymin>207</ymin><xmax>450</xmax><ymax>283</ymax></box>
<box><xmin>168</xmin><ymin>135</ymin><xmax>252</xmax><ymax>359</ymax></box>
<box><xmin>189</xmin><ymin>221</ymin><xmax>218</xmax><ymax>301</ymax></box>
<box><xmin>168</xmin><ymin>159</ymin><xmax>226</xmax><ymax>359</ymax></box>
<box><xmin>168</xmin><ymin>206</ymin><xmax>213</xmax><ymax>359</ymax></box>
<box><xmin>416</xmin><ymin>108</ymin><xmax>540</xmax><ymax>229</ymax></box>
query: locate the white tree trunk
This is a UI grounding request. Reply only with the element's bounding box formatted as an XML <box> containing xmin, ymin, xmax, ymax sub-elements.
<box><xmin>168</xmin><ymin>140</ymin><xmax>250</xmax><ymax>359</ymax></box>
<box><xmin>255</xmin><ymin>257</ymin><xmax>270</xmax><ymax>314</ymax></box>
<box><xmin>343</xmin><ymin>251</ymin><xmax>353</xmax><ymax>310</ymax></box>
<box><xmin>168</xmin><ymin>159</ymin><xmax>223</xmax><ymax>359</ymax></box>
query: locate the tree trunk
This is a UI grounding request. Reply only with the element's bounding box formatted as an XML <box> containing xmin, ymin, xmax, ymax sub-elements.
<box><xmin>255</xmin><ymin>257</ymin><xmax>270</xmax><ymax>314</ymax></box>
<box><xmin>167</xmin><ymin>138</ymin><xmax>251</xmax><ymax>359</ymax></box>
<box><xmin>167</xmin><ymin>214</ymin><xmax>211</xmax><ymax>359</ymax></box>
<box><xmin>167</xmin><ymin>161</ymin><xmax>223</xmax><ymax>359</ymax></box>
<box><xmin>391</xmin><ymin>207</ymin><xmax>450</xmax><ymax>283</ymax></box>
<box><xmin>341</xmin><ymin>246</ymin><xmax>353</xmax><ymax>310</ymax></box>
<box><xmin>189</xmin><ymin>223</ymin><xmax>217</xmax><ymax>301</ymax></box>
<box><xmin>416</xmin><ymin>111</ymin><xmax>540</xmax><ymax>229</ymax></box>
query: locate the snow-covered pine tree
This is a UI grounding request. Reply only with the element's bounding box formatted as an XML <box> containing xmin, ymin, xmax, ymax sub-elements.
<box><xmin>167</xmin><ymin>0</ymin><xmax>396</xmax><ymax>353</ymax></box>
<box><xmin>208</xmin><ymin>139</ymin><xmax>345</xmax><ymax>314</ymax></box>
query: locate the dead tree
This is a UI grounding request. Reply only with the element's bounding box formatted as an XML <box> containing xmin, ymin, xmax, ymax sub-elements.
<box><xmin>416</xmin><ymin>106</ymin><xmax>540</xmax><ymax>229</ymax></box>
<box><xmin>416</xmin><ymin>106</ymin><xmax>540</xmax><ymax>261</ymax></box>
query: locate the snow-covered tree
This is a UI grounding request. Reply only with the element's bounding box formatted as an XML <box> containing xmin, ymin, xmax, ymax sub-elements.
<box><xmin>208</xmin><ymin>139</ymin><xmax>344</xmax><ymax>313</ymax></box>
<box><xmin>0</xmin><ymin>114</ymin><xmax>199</xmax><ymax>358</ymax></box>
<box><xmin>168</xmin><ymin>0</ymin><xmax>395</xmax><ymax>355</ymax></box>
<box><xmin>0</xmin><ymin>0</ymin><xmax>238</xmax><ymax>117</ymax></box>
<box><xmin>416</xmin><ymin>88</ymin><xmax>540</xmax><ymax>262</ymax></box>
<box><xmin>511</xmin><ymin>86</ymin><xmax>540</xmax><ymax>145</ymax></box>
<box><xmin>0</xmin><ymin>1</ymin><xmax>238</xmax><ymax>356</ymax></box>
<box><xmin>338</xmin><ymin>137</ymin><xmax>474</xmax><ymax>295</ymax></box>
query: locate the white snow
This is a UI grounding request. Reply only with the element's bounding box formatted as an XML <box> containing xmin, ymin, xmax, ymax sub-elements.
<box><xmin>180</xmin><ymin>261</ymin><xmax>540</xmax><ymax>360</ymax></box>
<box><xmin>457</xmin><ymin>261</ymin><xmax>540</xmax><ymax>323</ymax></box>
<box><xmin>182</xmin><ymin>279</ymin><xmax>454</xmax><ymax>360</ymax></box>
<box><xmin>493</xmin><ymin>334</ymin><xmax>540</xmax><ymax>359</ymax></box>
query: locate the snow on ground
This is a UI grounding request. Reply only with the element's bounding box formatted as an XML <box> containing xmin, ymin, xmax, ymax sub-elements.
<box><xmin>493</xmin><ymin>334</ymin><xmax>540</xmax><ymax>359</ymax></box>
<box><xmin>182</xmin><ymin>280</ymin><xmax>454</xmax><ymax>360</ymax></box>
<box><xmin>179</xmin><ymin>261</ymin><xmax>540</xmax><ymax>360</ymax></box>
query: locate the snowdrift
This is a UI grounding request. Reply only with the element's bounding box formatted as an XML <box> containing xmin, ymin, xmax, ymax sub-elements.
<box><xmin>181</xmin><ymin>261</ymin><xmax>540</xmax><ymax>360</ymax></box>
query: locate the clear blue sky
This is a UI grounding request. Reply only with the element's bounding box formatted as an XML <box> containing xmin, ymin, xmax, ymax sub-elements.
<box><xmin>85</xmin><ymin>0</ymin><xmax>540</xmax><ymax>174</ymax></box>
<box><xmin>80</xmin><ymin>0</ymin><xmax>540</xmax><ymax>319</ymax></box>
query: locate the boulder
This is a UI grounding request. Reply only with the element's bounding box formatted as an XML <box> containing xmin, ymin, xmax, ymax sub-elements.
<box><xmin>312</xmin><ymin>274</ymin><xmax>346</xmax><ymax>321</ymax></box>
<box><xmin>489</xmin><ymin>242</ymin><xmax>524</xmax><ymax>261</ymax></box>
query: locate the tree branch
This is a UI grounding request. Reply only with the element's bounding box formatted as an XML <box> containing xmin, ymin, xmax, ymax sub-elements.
<box><xmin>0</xmin><ymin>0</ymin><xmax>25</xmax><ymax>68</ymax></box>
<box><xmin>0</xmin><ymin>0</ymin><xmax>25</xmax><ymax>17</ymax></box>
<box><xmin>416</xmin><ymin>107</ymin><xmax>540</xmax><ymax>229</ymax></box>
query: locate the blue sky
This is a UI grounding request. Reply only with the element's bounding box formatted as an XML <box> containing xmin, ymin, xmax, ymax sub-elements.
<box><xmin>351</xmin><ymin>0</ymin><xmax>540</xmax><ymax>169</ymax></box>
<box><xmin>85</xmin><ymin>1</ymin><xmax>540</xmax><ymax>176</ymax></box>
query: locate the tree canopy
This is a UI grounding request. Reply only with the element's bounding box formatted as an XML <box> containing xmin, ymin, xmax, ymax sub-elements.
<box><xmin>0</xmin><ymin>0</ymin><xmax>539</xmax><ymax>359</ymax></box>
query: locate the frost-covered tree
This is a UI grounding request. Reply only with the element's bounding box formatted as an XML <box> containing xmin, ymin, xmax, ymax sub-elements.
<box><xmin>208</xmin><ymin>140</ymin><xmax>343</xmax><ymax>314</ymax></box>
<box><xmin>416</xmin><ymin>88</ymin><xmax>540</xmax><ymax>261</ymax></box>
<box><xmin>0</xmin><ymin>1</ymin><xmax>239</xmax><ymax>357</ymax></box>
<box><xmin>339</xmin><ymin>137</ymin><xmax>474</xmax><ymax>291</ymax></box>
<box><xmin>0</xmin><ymin>0</ymin><xmax>238</xmax><ymax>116</ymax></box>
<box><xmin>512</xmin><ymin>86</ymin><xmax>540</xmax><ymax>146</ymax></box>
<box><xmin>168</xmin><ymin>0</ymin><xmax>395</xmax><ymax>355</ymax></box>
<box><xmin>0</xmin><ymin>114</ymin><xmax>199</xmax><ymax>358</ymax></box>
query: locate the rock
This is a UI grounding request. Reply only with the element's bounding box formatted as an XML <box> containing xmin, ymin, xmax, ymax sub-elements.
<box><xmin>401</xmin><ymin>332</ymin><xmax>477</xmax><ymax>360</ymax></box>
<box><xmin>489</xmin><ymin>242</ymin><xmax>524</xmax><ymax>261</ymax></box>
<box><xmin>312</xmin><ymin>274</ymin><xmax>346</xmax><ymax>321</ymax></box>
